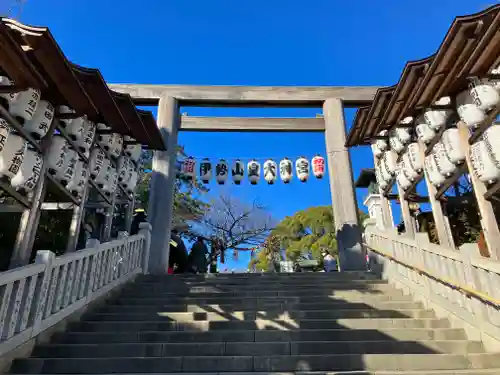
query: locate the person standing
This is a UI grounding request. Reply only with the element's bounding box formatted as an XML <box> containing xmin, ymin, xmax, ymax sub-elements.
<box><xmin>189</xmin><ymin>237</ymin><xmax>209</xmax><ymax>274</ymax></box>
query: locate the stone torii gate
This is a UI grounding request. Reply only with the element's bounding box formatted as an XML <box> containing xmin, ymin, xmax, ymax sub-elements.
<box><xmin>110</xmin><ymin>84</ymin><xmax>380</xmax><ymax>273</ymax></box>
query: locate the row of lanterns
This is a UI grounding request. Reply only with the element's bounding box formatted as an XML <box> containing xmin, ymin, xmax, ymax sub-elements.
<box><xmin>180</xmin><ymin>156</ymin><xmax>326</xmax><ymax>185</ymax></box>
<box><xmin>0</xmin><ymin>76</ymin><xmax>143</xmax><ymax>199</ymax></box>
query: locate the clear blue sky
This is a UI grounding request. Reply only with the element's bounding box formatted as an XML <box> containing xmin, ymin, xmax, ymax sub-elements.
<box><xmin>18</xmin><ymin>0</ymin><xmax>487</xmax><ymax>270</ymax></box>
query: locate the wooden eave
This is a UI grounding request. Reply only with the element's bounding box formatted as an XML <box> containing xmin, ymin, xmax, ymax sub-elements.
<box><xmin>111</xmin><ymin>91</ymin><xmax>150</xmax><ymax>144</ymax></box>
<box><xmin>0</xmin><ymin>21</ymin><xmax>46</xmax><ymax>90</ymax></box>
<box><xmin>137</xmin><ymin>109</ymin><xmax>166</xmax><ymax>150</ymax></box>
<box><xmin>409</xmin><ymin>5</ymin><xmax>500</xmax><ymax>112</ymax></box>
<box><xmin>359</xmin><ymin>85</ymin><xmax>395</xmax><ymax>142</ymax></box>
<box><xmin>346</xmin><ymin>106</ymin><xmax>370</xmax><ymax>147</ymax></box>
<box><xmin>2</xmin><ymin>18</ymin><xmax>97</xmax><ymax>117</ymax></box>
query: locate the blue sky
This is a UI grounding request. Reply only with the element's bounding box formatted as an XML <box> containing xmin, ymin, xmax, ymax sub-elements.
<box><xmin>17</xmin><ymin>0</ymin><xmax>488</xmax><ymax>270</ymax></box>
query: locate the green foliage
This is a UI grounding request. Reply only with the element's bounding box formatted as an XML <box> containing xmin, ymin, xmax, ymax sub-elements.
<box><xmin>249</xmin><ymin>235</ymin><xmax>281</xmax><ymax>272</ymax></box>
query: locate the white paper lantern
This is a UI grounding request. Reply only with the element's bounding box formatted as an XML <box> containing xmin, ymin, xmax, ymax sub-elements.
<box><xmin>216</xmin><ymin>159</ymin><xmax>229</xmax><ymax>185</ymax></box>
<box><xmin>247</xmin><ymin>159</ymin><xmax>261</xmax><ymax>185</ymax></box>
<box><xmin>279</xmin><ymin>158</ymin><xmax>293</xmax><ymax>183</ymax></box>
<box><xmin>76</xmin><ymin>120</ymin><xmax>96</xmax><ymax>155</ymax></box>
<box><xmin>125</xmin><ymin>143</ymin><xmax>141</xmax><ymax>163</ymax></box>
<box><xmin>182</xmin><ymin>157</ymin><xmax>196</xmax><ymax>180</ymax></box>
<box><xmin>455</xmin><ymin>80</ymin><xmax>499</xmax><ymax>128</ymax></box>
<box><xmin>441</xmin><ymin>128</ymin><xmax>465</xmax><ymax>165</ymax></box>
<box><xmin>95</xmin><ymin>157</ymin><xmax>111</xmax><ymax>189</ymax></box>
<box><xmin>424</xmin><ymin>153</ymin><xmax>445</xmax><ymax>187</ymax></box>
<box><xmin>120</xmin><ymin>159</ymin><xmax>135</xmax><ymax>190</ymax></box>
<box><xmin>311</xmin><ymin>155</ymin><xmax>325</xmax><ymax>179</ymax></box>
<box><xmin>484</xmin><ymin>124</ymin><xmax>500</xmax><ymax>170</ymax></box>
<box><xmin>389</xmin><ymin>127</ymin><xmax>411</xmax><ymax>154</ymax></box>
<box><xmin>415</xmin><ymin>115</ymin><xmax>436</xmax><ymax>143</ymax></box>
<box><xmin>118</xmin><ymin>156</ymin><xmax>130</xmax><ymax>183</ymax></box>
<box><xmin>199</xmin><ymin>158</ymin><xmax>212</xmax><ymax>183</ymax></box>
<box><xmin>103</xmin><ymin>165</ymin><xmax>117</xmax><ymax>195</ymax></box>
<box><xmin>470</xmin><ymin>139</ymin><xmax>500</xmax><ymax>184</ymax></box>
<box><xmin>375</xmin><ymin>130</ymin><xmax>388</xmax><ymax>151</ymax></box>
<box><xmin>66</xmin><ymin>159</ymin><xmax>88</xmax><ymax>198</ymax></box>
<box><xmin>371</xmin><ymin>143</ymin><xmax>382</xmax><ymax>158</ymax></box>
<box><xmin>97</xmin><ymin>133</ymin><xmax>114</xmax><ymax>152</ymax></box>
<box><xmin>295</xmin><ymin>157</ymin><xmax>309</xmax><ymax>182</ymax></box>
<box><xmin>10</xmin><ymin>147</ymin><xmax>42</xmax><ymax>193</ymax></box>
<box><xmin>46</xmin><ymin>135</ymin><xmax>68</xmax><ymax>178</ymax></box>
<box><xmin>375</xmin><ymin>159</ymin><xmax>388</xmax><ymax>190</ymax></box>
<box><xmin>57</xmin><ymin>149</ymin><xmax>77</xmax><ymax>186</ymax></box>
<box><xmin>232</xmin><ymin>159</ymin><xmax>244</xmax><ymax>185</ymax></box>
<box><xmin>110</xmin><ymin>167</ymin><xmax>118</xmax><ymax>194</ymax></box>
<box><xmin>58</xmin><ymin>106</ymin><xmax>86</xmax><ymax>141</ymax></box>
<box><xmin>126</xmin><ymin>170</ymin><xmax>139</xmax><ymax>194</ymax></box>
<box><xmin>263</xmin><ymin>159</ymin><xmax>278</xmax><ymax>185</ymax></box>
<box><xmin>1</xmin><ymin>85</ymin><xmax>40</xmax><ymax>123</ymax></box>
<box><xmin>109</xmin><ymin>133</ymin><xmax>124</xmax><ymax>158</ymax></box>
<box><xmin>402</xmin><ymin>143</ymin><xmax>423</xmax><ymax>181</ymax></box>
<box><xmin>23</xmin><ymin>100</ymin><xmax>54</xmax><ymax>140</ymax></box>
<box><xmin>424</xmin><ymin>97</ymin><xmax>452</xmax><ymax>131</ymax></box>
<box><xmin>378</xmin><ymin>153</ymin><xmax>392</xmax><ymax>183</ymax></box>
<box><xmin>383</xmin><ymin>150</ymin><xmax>398</xmax><ymax>176</ymax></box>
<box><xmin>432</xmin><ymin>142</ymin><xmax>456</xmax><ymax>177</ymax></box>
<box><xmin>396</xmin><ymin>161</ymin><xmax>413</xmax><ymax>190</ymax></box>
<box><xmin>89</xmin><ymin>147</ymin><xmax>106</xmax><ymax>180</ymax></box>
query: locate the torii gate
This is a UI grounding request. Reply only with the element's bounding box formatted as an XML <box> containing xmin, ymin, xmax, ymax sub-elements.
<box><xmin>110</xmin><ymin>84</ymin><xmax>380</xmax><ymax>273</ymax></box>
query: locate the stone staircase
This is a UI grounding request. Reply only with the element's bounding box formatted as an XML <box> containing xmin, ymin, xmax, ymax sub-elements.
<box><xmin>8</xmin><ymin>272</ymin><xmax>500</xmax><ymax>374</ymax></box>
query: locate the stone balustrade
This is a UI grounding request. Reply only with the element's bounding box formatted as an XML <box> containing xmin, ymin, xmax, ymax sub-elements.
<box><xmin>0</xmin><ymin>223</ymin><xmax>151</xmax><ymax>358</ymax></box>
<box><xmin>365</xmin><ymin>225</ymin><xmax>500</xmax><ymax>350</ymax></box>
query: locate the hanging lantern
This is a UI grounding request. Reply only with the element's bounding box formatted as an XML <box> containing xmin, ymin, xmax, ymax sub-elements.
<box><xmin>263</xmin><ymin>159</ymin><xmax>277</xmax><ymax>184</ymax></box>
<box><xmin>375</xmin><ymin>130</ymin><xmax>388</xmax><ymax>152</ymax></box>
<box><xmin>23</xmin><ymin>100</ymin><xmax>54</xmax><ymax>140</ymax></box>
<box><xmin>371</xmin><ymin>143</ymin><xmax>383</xmax><ymax>158</ymax></box>
<box><xmin>247</xmin><ymin>159</ymin><xmax>261</xmax><ymax>185</ymax></box>
<box><xmin>182</xmin><ymin>156</ymin><xmax>196</xmax><ymax>180</ymax></box>
<box><xmin>424</xmin><ymin>153</ymin><xmax>446</xmax><ymax>187</ymax></box>
<box><xmin>389</xmin><ymin>127</ymin><xmax>411</xmax><ymax>154</ymax></box>
<box><xmin>58</xmin><ymin>106</ymin><xmax>85</xmax><ymax>141</ymax></box>
<box><xmin>441</xmin><ymin>128</ymin><xmax>465</xmax><ymax>165</ymax></box>
<box><xmin>97</xmin><ymin>132</ymin><xmax>114</xmax><ymax>152</ymax></box>
<box><xmin>402</xmin><ymin>143</ymin><xmax>423</xmax><ymax>181</ymax></box>
<box><xmin>110</xmin><ymin>133</ymin><xmax>124</xmax><ymax>158</ymax></box>
<box><xmin>96</xmin><ymin>157</ymin><xmax>111</xmax><ymax>189</ymax></box>
<box><xmin>470</xmin><ymin>139</ymin><xmax>500</xmax><ymax>184</ymax></box>
<box><xmin>232</xmin><ymin>159</ymin><xmax>244</xmax><ymax>185</ymax></box>
<box><xmin>57</xmin><ymin>149</ymin><xmax>77</xmax><ymax>187</ymax></box>
<box><xmin>396</xmin><ymin>161</ymin><xmax>412</xmax><ymax>191</ymax></box>
<box><xmin>199</xmin><ymin>158</ymin><xmax>212</xmax><ymax>183</ymax></box>
<box><xmin>216</xmin><ymin>159</ymin><xmax>229</xmax><ymax>185</ymax></box>
<box><xmin>482</xmin><ymin>123</ymin><xmax>500</xmax><ymax>169</ymax></box>
<box><xmin>118</xmin><ymin>156</ymin><xmax>130</xmax><ymax>183</ymax></box>
<box><xmin>295</xmin><ymin>157</ymin><xmax>309</xmax><ymax>182</ymax></box>
<box><xmin>279</xmin><ymin>158</ymin><xmax>293</xmax><ymax>183</ymax></box>
<box><xmin>103</xmin><ymin>166</ymin><xmax>117</xmax><ymax>195</ymax></box>
<box><xmin>89</xmin><ymin>147</ymin><xmax>106</xmax><ymax>180</ymax></box>
<box><xmin>312</xmin><ymin>155</ymin><xmax>325</xmax><ymax>179</ymax></box>
<box><xmin>383</xmin><ymin>150</ymin><xmax>398</xmax><ymax>177</ymax></box>
<box><xmin>121</xmin><ymin>159</ymin><xmax>135</xmax><ymax>191</ymax></box>
<box><xmin>10</xmin><ymin>147</ymin><xmax>42</xmax><ymax>194</ymax></box>
<box><xmin>127</xmin><ymin>170</ymin><xmax>139</xmax><ymax>194</ymax></box>
<box><xmin>47</xmin><ymin>135</ymin><xmax>68</xmax><ymax>178</ymax></box>
<box><xmin>424</xmin><ymin>97</ymin><xmax>452</xmax><ymax>131</ymax></box>
<box><xmin>67</xmin><ymin>159</ymin><xmax>88</xmax><ymax>198</ymax></box>
<box><xmin>76</xmin><ymin>120</ymin><xmax>96</xmax><ymax>156</ymax></box>
<box><xmin>415</xmin><ymin>115</ymin><xmax>436</xmax><ymax>144</ymax></box>
<box><xmin>375</xmin><ymin>159</ymin><xmax>388</xmax><ymax>190</ymax></box>
<box><xmin>432</xmin><ymin>142</ymin><xmax>456</xmax><ymax>178</ymax></box>
<box><xmin>1</xmin><ymin>84</ymin><xmax>41</xmax><ymax>123</ymax></box>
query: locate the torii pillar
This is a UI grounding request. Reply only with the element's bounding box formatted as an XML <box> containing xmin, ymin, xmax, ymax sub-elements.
<box><xmin>324</xmin><ymin>98</ymin><xmax>365</xmax><ymax>271</ymax></box>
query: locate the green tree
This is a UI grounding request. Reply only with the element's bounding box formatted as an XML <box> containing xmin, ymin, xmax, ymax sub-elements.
<box><xmin>249</xmin><ymin>235</ymin><xmax>281</xmax><ymax>272</ymax></box>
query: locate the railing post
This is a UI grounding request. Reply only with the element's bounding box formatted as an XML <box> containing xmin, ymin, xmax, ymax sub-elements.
<box><xmin>139</xmin><ymin>222</ymin><xmax>152</xmax><ymax>274</ymax></box>
<box><xmin>31</xmin><ymin>250</ymin><xmax>55</xmax><ymax>336</ymax></box>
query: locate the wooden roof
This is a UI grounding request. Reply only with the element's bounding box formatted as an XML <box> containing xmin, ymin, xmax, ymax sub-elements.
<box><xmin>346</xmin><ymin>4</ymin><xmax>500</xmax><ymax>147</ymax></box>
<box><xmin>0</xmin><ymin>18</ymin><xmax>165</xmax><ymax>150</ymax></box>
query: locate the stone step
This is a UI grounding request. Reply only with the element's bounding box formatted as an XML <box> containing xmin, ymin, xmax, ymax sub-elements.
<box><xmin>130</xmin><ymin>280</ymin><xmax>389</xmax><ymax>288</ymax></box>
<box><xmin>85</xmin><ymin>308</ymin><xmax>436</xmax><ymax>322</ymax></box>
<box><xmin>138</xmin><ymin>275</ymin><xmax>382</xmax><ymax>283</ymax></box>
<box><xmin>70</xmin><ymin>318</ymin><xmax>452</xmax><ymax>332</ymax></box>
<box><xmin>10</xmin><ymin>353</ymin><xmax>500</xmax><ymax>373</ymax></box>
<box><xmin>53</xmin><ymin>328</ymin><xmax>466</xmax><ymax>344</ymax></box>
<box><xmin>142</xmin><ymin>271</ymin><xmax>376</xmax><ymax>279</ymax></box>
<box><xmin>99</xmin><ymin>301</ymin><xmax>423</xmax><ymax>313</ymax></box>
<box><xmin>31</xmin><ymin>340</ymin><xmax>486</xmax><ymax>358</ymax></box>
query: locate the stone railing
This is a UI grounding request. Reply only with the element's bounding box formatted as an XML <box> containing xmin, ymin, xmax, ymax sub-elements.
<box><xmin>365</xmin><ymin>225</ymin><xmax>500</xmax><ymax>350</ymax></box>
<box><xmin>0</xmin><ymin>223</ymin><xmax>151</xmax><ymax>357</ymax></box>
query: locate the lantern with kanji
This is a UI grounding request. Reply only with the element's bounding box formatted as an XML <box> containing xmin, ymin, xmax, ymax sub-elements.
<box><xmin>216</xmin><ymin>159</ymin><xmax>228</xmax><ymax>185</ymax></box>
<box><xmin>470</xmin><ymin>138</ymin><xmax>500</xmax><ymax>184</ymax></box>
<box><xmin>58</xmin><ymin>149</ymin><xmax>77</xmax><ymax>186</ymax></box>
<box><xmin>58</xmin><ymin>106</ymin><xmax>86</xmax><ymax>141</ymax></box>
<box><xmin>46</xmin><ymin>134</ymin><xmax>68</xmax><ymax>178</ymax></box>
<box><xmin>89</xmin><ymin>147</ymin><xmax>106</xmax><ymax>180</ymax></box>
<box><xmin>67</xmin><ymin>159</ymin><xmax>88</xmax><ymax>199</ymax></box>
<box><xmin>11</xmin><ymin>147</ymin><xmax>42</xmax><ymax>194</ymax></box>
<box><xmin>0</xmin><ymin>78</ymin><xmax>40</xmax><ymax>123</ymax></box>
<box><xmin>182</xmin><ymin>156</ymin><xmax>196</xmax><ymax>180</ymax></box>
<box><xmin>295</xmin><ymin>157</ymin><xmax>309</xmax><ymax>182</ymax></box>
<box><xmin>24</xmin><ymin>100</ymin><xmax>54</xmax><ymax>140</ymax></box>
<box><xmin>311</xmin><ymin>155</ymin><xmax>325</xmax><ymax>179</ymax></box>
<box><xmin>110</xmin><ymin>133</ymin><xmax>124</xmax><ymax>159</ymax></box>
<box><xmin>95</xmin><ymin>156</ymin><xmax>111</xmax><ymax>189</ymax></box>
<box><xmin>232</xmin><ymin>159</ymin><xmax>244</xmax><ymax>185</ymax></box>
<box><xmin>199</xmin><ymin>158</ymin><xmax>212</xmax><ymax>183</ymax></box>
<box><xmin>456</xmin><ymin>79</ymin><xmax>500</xmax><ymax>128</ymax></box>
<box><xmin>126</xmin><ymin>170</ymin><xmax>139</xmax><ymax>194</ymax></box>
<box><xmin>279</xmin><ymin>158</ymin><xmax>292</xmax><ymax>183</ymax></box>
<box><xmin>103</xmin><ymin>166</ymin><xmax>117</xmax><ymax>196</ymax></box>
<box><xmin>247</xmin><ymin>159</ymin><xmax>261</xmax><ymax>185</ymax></box>
<box><xmin>124</xmin><ymin>136</ymin><xmax>142</xmax><ymax>162</ymax></box>
<box><xmin>263</xmin><ymin>159</ymin><xmax>277</xmax><ymax>184</ymax></box>
<box><xmin>76</xmin><ymin>120</ymin><xmax>96</xmax><ymax>156</ymax></box>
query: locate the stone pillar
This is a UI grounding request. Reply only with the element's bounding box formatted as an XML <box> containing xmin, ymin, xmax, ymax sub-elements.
<box><xmin>323</xmin><ymin>98</ymin><xmax>365</xmax><ymax>271</ymax></box>
<box><xmin>147</xmin><ymin>95</ymin><xmax>179</xmax><ymax>274</ymax></box>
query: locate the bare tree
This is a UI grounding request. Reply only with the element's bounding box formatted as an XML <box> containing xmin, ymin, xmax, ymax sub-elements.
<box><xmin>199</xmin><ymin>194</ymin><xmax>275</xmax><ymax>251</ymax></box>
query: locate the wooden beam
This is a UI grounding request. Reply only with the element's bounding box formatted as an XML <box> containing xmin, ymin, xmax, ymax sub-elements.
<box><xmin>108</xmin><ymin>84</ymin><xmax>380</xmax><ymax>108</ymax></box>
<box><xmin>180</xmin><ymin>116</ymin><xmax>325</xmax><ymax>132</ymax></box>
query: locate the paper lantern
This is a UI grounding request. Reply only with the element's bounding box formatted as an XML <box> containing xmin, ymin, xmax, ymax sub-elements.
<box><xmin>375</xmin><ymin>130</ymin><xmax>388</xmax><ymax>152</ymax></box>
<box><xmin>120</xmin><ymin>159</ymin><xmax>135</xmax><ymax>190</ymax></box>
<box><xmin>396</xmin><ymin>161</ymin><xmax>412</xmax><ymax>190</ymax></box>
<box><xmin>126</xmin><ymin>170</ymin><xmax>139</xmax><ymax>194</ymax></box>
<box><xmin>470</xmin><ymin>139</ymin><xmax>500</xmax><ymax>184</ymax></box>
<box><xmin>383</xmin><ymin>150</ymin><xmax>397</xmax><ymax>176</ymax></box>
<box><xmin>95</xmin><ymin>157</ymin><xmax>111</xmax><ymax>189</ymax></box>
<box><xmin>110</xmin><ymin>133</ymin><xmax>124</xmax><ymax>158</ymax></box>
<box><xmin>58</xmin><ymin>106</ymin><xmax>85</xmax><ymax>141</ymax></box>
<box><xmin>89</xmin><ymin>147</ymin><xmax>106</xmax><ymax>180</ymax></box>
<box><xmin>216</xmin><ymin>159</ymin><xmax>229</xmax><ymax>185</ymax></box>
<box><xmin>263</xmin><ymin>159</ymin><xmax>277</xmax><ymax>185</ymax></box>
<box><xmin>402</xmin><ymin>143</ymin><xmax>423</xmax><ymax>181</ymax></box>
<box><xmin>109</xmin><ymin>167</ymin><xmax>119</xmax><ymax>194</ymax></box>
<box><xmin>375</xmin><ymin>159</ymin><xmax>388</xmax><ymax>190</ymax></box>
<box><xmin>11</xmin><ymin>147</ymin><xmax>42</xmax><ymax>193</ymax></box>
<box><xmin>232</xmin><ymin>159</ymin><xmax>244</xmax><ymax>185</ymax></box>
<box><xmin>57</xmin><ymin>149</ymin><xmax>77</xmax><ymax>186</ymax></box>
<box><xmin>432</xmin><ymin>142</ymin><xmax>456</xmax><ymax>178</ymax></box>
<box><xmin>415</xmin><ymin>115</ymin><xmax>436</xmax><ymax>144</ymax></box>
<box><xmin>378</xmin><ymin>153</ymin><xmax>392</xmax><ymax>182</ymax></box>
<box><xmin>0</xmin><ymin>82</ymin><xmax>40</xmax><ymax>123</ymax></box>
<box><xmin>279</xmin><ymin>158</ymin><xmax>293</xmax><ymax>183</ymax></box>
<box><xmin>103</xmin><ymin>166</ymin><xmax>117</xmax><ymax>195</ymax></box>
<box><xmin>182</xmin><ymin>157</ymin><xmax>196</xmax><ymax>180</ymax></box>
<box><xmin>295</xmin><ymin>157</ymin><xmax>309</xmax><ymax>182</ymax></box>
<box><xmin>247</xmin><ymin>160</ymin><xmax>261</xmax><ymax>185</ymax></box>
<box><xmin>76</xmin><ymin>120</ymin><xmax>96</xmax><ymax>155</ymax></box>
<box><xmin>441</xmin><ymin>128</ymin><xmax>465</xmax><ymax>165</ymax></box>
<box><xmin>371</xmin><ymin>143</ymin><xmax>382</xmax><ymax>158</ymax></box>
<box><xmin>0</xmin><ymin>120</ymin><xmax>26</xmax><ymax>180</ymax></box>
<box><xmin>118</xmin><ymin>156</ymin><xmax>130</xmax><ymax>183</ymax></box>
<box><xmin>47</xmin><ymin>135</ymin><xmax>68</xmax><ymax>178</ymax></box>
<box><xmin>483</xmin><ymin>123</ymin><xmax>500</xmax><ymax>169</ymax></box>
<box><xmin>312</xmin><ymin>155</ymin><xmax>325</xmax><ymax>179</ymax></box>
<box><xmin>97</xmin><ymin>133</ymin><xmax>114</xmax><ymax>152</ymax></box>
<box><xmin>199</xmin><ymin>158</ymin><xmax>212</xmax><ymax>183</ymax></box>
<box><xmin>23</xmin><ymin>100</ymin><xmax>54</xmax><ymax>140</ymax></box>
<box><xmin>389</xmin><ymin>128</ymin><xmax>411</xmax><ymax>154</ymax></box>
<box><xmin>67</xmin><ymin>159</ymin><xmax>88</xmax><ymax>198</ymax></box>
<box><xmin>424</xmin><ymin>97</ymin><xmax>452</xmax><ymax>131</ymax></box>
<box><xmin>424</xmin><ymin>153</ymin><xmax>445</xmax><ymax>187</ymax></box>
<box><xmin>126</xmin><ymin>143</ymin><xmax>141</xmax><ymax>163</ymax></box>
